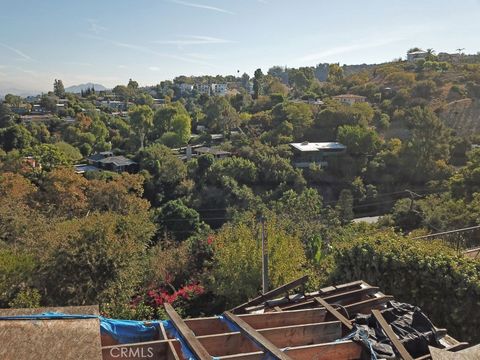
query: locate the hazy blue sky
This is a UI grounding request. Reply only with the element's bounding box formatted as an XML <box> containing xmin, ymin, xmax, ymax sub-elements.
<box><xmin>1</xmin><ymin>0</ymin><xmax>479</xmax><ymax>93</ymax></box>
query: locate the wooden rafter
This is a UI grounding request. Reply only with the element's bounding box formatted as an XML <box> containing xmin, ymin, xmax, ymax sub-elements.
<box><xmin>314</xmin><ymin>297</ymin><xmax>353</xmax><ymax>331</ymax></box>
<box><xmin>231</xmin><ymin>275</ymin><xmax>308</xmax><ymax>314</ymax></box>
<box><xmin>164</xmin><ymin>303</ymin><xmax>212</xmax><ymax>360</ymax></box>
<box><xmin>223</xmin><ymin>311</ymin><xmax>293</xmax><ymax>360</ymax></box>
<box><xmin>372</xmin><ymin>309</ymin><xmax>414</xmax><ymax>360</ymax></box>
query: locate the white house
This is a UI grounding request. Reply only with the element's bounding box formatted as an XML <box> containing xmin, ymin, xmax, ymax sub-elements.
<box><xmin>211</xmin><ymin>83</ymin><xmax>228</xmax><ymax>96</ymax></box>
<box><xmin>332</xmin><ymin>94</ymin><xmax>367</xmax><ymax>106</ymax></box>
<box><xmin>289</xmin><ymin>142</ymin><xmax>346</xmax><ymax>168</ymax></box>
<box><xmin>179</xmin><ymin>83</ymin><xmax>194</xmax><ymax>94</ymax></box>
<box><xmin>407</xmin><ymin>50</ymin><xmax>428</xmax><ymax>62</ymax></box>
<box><xmin>195</xmin><ymin>83</ymin><xmax>211</xmax><ymax>95</ymax></box>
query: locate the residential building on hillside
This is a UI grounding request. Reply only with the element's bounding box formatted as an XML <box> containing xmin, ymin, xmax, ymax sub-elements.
<box><xmin>195</xmin><ymin>83</ymin><xmax>211</xmax><ymax>95</ymax></box>
<box><xmin>332</xmin><ymin>94</ymin><xmax>367</xmax><ymax>105</ymax></box>
<box><xmin>289</xmin><ymin>141</ymin><xmax>346</xmax><ymax>168</ymax></box>
<box><xmin>178</xmin><ymin>83</ymin><xmax>194</xmax><ymax>94</ymax></box>
<box><xmin>194</xmin><ymin>146</ymin><xmax>231</xmax><ymax>160</ymax></box>
<box><xmin>211</xmin><ymin>83</ymin><xmax>227</xmax><ymax>96</ymax></box>
<box><xmin>87</xmin><ymin>152</ymin><xmax>137</xmax><ymax>173</ymax></box>
<box><xmin>407</xmin><ymin>49</ymin><xmax>428</xmax><ymax>62</ymax></box>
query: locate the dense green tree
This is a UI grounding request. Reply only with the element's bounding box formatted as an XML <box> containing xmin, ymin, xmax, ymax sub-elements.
<box><xmin>53</xmin><ymin>79</ymin><xmax>65</xmax><ymax>97</ymax></box>
<box><xmin>253</xmin><ymin>68</ymin><xmax>263</xmax><ymax>99</ymax></box>
<box><xmin>129</xmin><ymin>105</ymin><xmax>154</xmax><ymax>149</ymax></box>
<box><xmin>0</xmin><ymin>125</ymin><xmax>33</xmax><ymax>151</ymax></box>
<box><xmin>204</xmin><ymin>97</ymin><xmax>239</xmax><ymax>133</ymax></box>
<box><xmin>155</xmin><ymin>199</ymin><xmax>203</xmax><ymax>241</ymax></box>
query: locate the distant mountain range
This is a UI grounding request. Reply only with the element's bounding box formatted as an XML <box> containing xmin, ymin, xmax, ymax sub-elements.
<box><xmin>65</xmin><ymin>83</ymin><xmax>107</xmax><ymax>94</ymax></box>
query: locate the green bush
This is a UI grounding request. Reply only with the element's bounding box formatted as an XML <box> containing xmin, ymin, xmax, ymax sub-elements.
<box><xmin>328</xmin><ymin>232</ymin><xmax>480</xmax><ymax>343</ymax></box>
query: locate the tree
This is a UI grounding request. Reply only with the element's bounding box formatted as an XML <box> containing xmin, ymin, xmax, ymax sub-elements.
<box><xmin>155</xmin><ymin>200</ymin><xmax>203</xmax><ymax>241</ymax></box>
<box><xmin>337</xmin><ymin>125</ymin><xmax>381</xmax><ymax>156</ymax></box>
<box><xmin>327</xmin><ymin>63</ymin><xmax>343</xmax><ymax>83</ymax></box>
<box><xmin>336</xmin><ymin>189</ymin><xmax>354</xmax><ymax>224</ymax></box>
<box><xmin>253</xmin><ymin>68</ymin><xmax>263</xmax><ymax>99</ymax></box>
<box><xmin>0</xmin><ymin>103</ymin><xmax>14</xmax><ymax>128</ymax></box>
<box><xmin>138</xmin><ymin>143</ymin><xmax>187</xmax><ymax>205</ymax></box>
<box><xmin>37</xmin><ymin>211</ymin><xmax>155</xmax><ymax>306</ymax></box>
<box><xmin>152</xmin><ymin>102</ymin><xmax>191</xmax><ymax>146</ymax></box>
<box><xmin>204</xmin><ymin>97</ymin><xmax>239</xmax><ymax>133</ymax></box>
<box><xmin>53</xmin><ymin>79</ymin><xmax>65</xmax><ymax>97</ymax></box>
<box><xmin>207</xmin><ymin>212</ymin><xmax>306</xmax><ymax>307</ymax></box>
<box><xmin>25</xmin><ymin>144</ymin><xmax>69</xmax><ymax>172</ymax></box>
<box><xmin>129</xmin><ymin>105</ymin><xmax>154</xmax><ymax>149</ymax></box>
<box><xmin>0</xmin><ymin>125</ymin><xmax>33</xmax><ymax>152</ymax></box>
<box><xmin>128</xmin><ymin>78</ymin><xmax>139</xmax><ymax>90</ymax></box>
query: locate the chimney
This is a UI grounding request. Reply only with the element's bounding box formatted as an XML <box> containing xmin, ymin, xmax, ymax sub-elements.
<box><xmin>186</xmin><ymin>145</ymin><xmax>192</xmax><ymax>160</ymax></box>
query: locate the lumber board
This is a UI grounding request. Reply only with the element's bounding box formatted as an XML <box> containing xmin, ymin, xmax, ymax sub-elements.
<box><xmin>231</xmin><ymin>275</ymin><xmax>308</xmax><ymax>314</ymax></box>
<box><xmin>215</xmin><ymin>340</ymin><xmax>362</xmax><ymax>360</ymax></box>
<box><xmin>184</xmin><ymin>316</ymin><xmax>231</xmax><ymax>336</ymax></box>
<box><xmin>239</xmin><ymin>308</ymin><xmax>327</xmax><ymax>329</ymax></box>
<box><xmin>0</xmin><ymin>304</ymin><xmax>100</xmax><ymax>316</ymax></box>
<box><xmin>0</xmin><ymin>318</ymin><xmax>102</xmax><ymax>360</ymax></box>
<box><xmin>314</xmin><ymin>297</ymin><xmax>353</xmax><ymax>331</ymax></box>
<box><xmin>372</xmin><ymin>309</ymin><xmax>414</xmax><ymax>360</ymax></box>
<box><xmin>223</xmin><ymin>311</ymin><xmax>293</xmax><ymax>360</ymax></box>
<box><xmin>197</xmin><ymin>321</ymin><xmax>341</xmax><ymax>357</ymax></box>
<box><xmin>164</xmin><ymin>303</ymin><xmax>212</xmax><ymax>360</ymax></box>
<box><xmin>344</xmin><ymin>295</ymin><xmax>394</xmax><ymax>314</ymax></box>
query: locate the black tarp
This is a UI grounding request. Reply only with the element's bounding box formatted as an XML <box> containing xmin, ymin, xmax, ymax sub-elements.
<box><xmin>350</xmin><ymin>301</ymin><xmax>442</xmax><ymax>359</ymax></box>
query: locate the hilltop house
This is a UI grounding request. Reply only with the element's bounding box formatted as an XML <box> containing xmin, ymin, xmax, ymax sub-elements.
<box><xmin>332</xmin><ymin>94</ymin><xmax>367</xmax><ymax>106</ymax></box>
<box><xmin>194</xmin><ymin>146</ymin><xmax>231</xmax><ymax>160</ymax></box>
<box><xmin>407</xmin><ymin>49</ymin><xmax>428</xmax><ymax>62</ymax></box>
<box><xmin>290</xmin><ymin>141</ymin><xmax>346</xmax><ymax>168</ymax></box>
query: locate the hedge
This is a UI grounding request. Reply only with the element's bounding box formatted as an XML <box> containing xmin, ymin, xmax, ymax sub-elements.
<box><xmin>328</xmin><ymin>233</ymin><xmax>480</xmax><ymax>343</ymax></box>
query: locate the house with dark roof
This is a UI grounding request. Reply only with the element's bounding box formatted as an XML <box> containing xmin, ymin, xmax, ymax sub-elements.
<box><xmin>194</xmin><ymin>147</ymin><xmax>231</xmax><ymax>160</ymax></box>
<box><xmin>87</xmin><ymin>152</ymin><xmax>137</xmax><ymax>173</ymax></box>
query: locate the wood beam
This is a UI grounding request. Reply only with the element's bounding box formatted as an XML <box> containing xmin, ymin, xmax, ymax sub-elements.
<box><xmin>164</xmin><ymin>303</ymin><xmax>212</xmax><ymax>360</ymax></box>
<box><xmin>314</xmin><ymin>297</ymin><xmax>353</xmax><ymax>332</ymax></box>
<box><xmin>223</xmin><ymin>311</ymin><xmax>293</xmax><ymax>360</ymax></box>
<box><xmin>231</xmin><ymin>275</ymin><xmax>308</xmax><ymax>314</ymax></box>
<box><xmin>215</xmin><ymin>340</ymin><xmax>362</xmax><ymax>360</ymax></box>
<box><xmin>344</xmin><ymin>295</ymin><xmax>394</xmax><ymax>314</ymax></box>
<box><xmin>197</xmin><ymin>321</ymin><xmax>341</xmax><ymax>357</ymax></box>
<box><xmin>372</xmin><ymin>309</ymin><xmax>413</xmax><ymax>360</ymax></box>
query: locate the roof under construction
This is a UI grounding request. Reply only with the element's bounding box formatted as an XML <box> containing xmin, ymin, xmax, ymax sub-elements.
<box><xmin>1</xmin><ymin>277</ymin><xmax>478</xmax><ymax>360</ymax></box>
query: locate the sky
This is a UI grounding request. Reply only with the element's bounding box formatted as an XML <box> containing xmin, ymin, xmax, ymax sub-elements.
<box><xmin>1</xmin><ymin>0</ymin><xmax>479</xmax><ymax>94</ymax></box>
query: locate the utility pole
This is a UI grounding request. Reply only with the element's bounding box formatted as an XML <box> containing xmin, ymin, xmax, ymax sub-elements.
<box><xmin>260</xmin><ymin>215</ymin><xmax>269</xmax><ymax>294</ymax></box>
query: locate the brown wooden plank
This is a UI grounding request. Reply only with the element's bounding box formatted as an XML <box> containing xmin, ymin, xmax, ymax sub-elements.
<box><xmin>239</xmin><ymin>308</ymin><xmax>327</xmax><ymax>329</ymax></box>
<box><xmin>372</xmin><ymin>309</ymin><xmax>414</xmax><ymax>360</ymax></box>
<box><xmin>314</xmin><ymin>297</ymin><xmax>353</xmax><ymax>331</ymax></box>
<box><xmin>164</xmin><ymin>303</ymin><xmax>212</xmax><ymax>360</ymax></box>
<box><xmin>345</xmin><ymin>295</ymin><xmax>394</xmax><ymax>314</ymax></box>
<box><xmin>0</xmin><ymin>318</ymin><xmax>102</xmax><ymax>360</ymax></box>
<box><xmin>223</xmin><ymin>311</ymin><xmax>293</xmax><ymax>360</ymax></box>
<box><xmin>184</xmin><ymin>317</ymin><xmax>231</xmax><ymax>336</ymax></box>
<box><xmin>231</xmin><ymin>275</ymin><xmax>309</xmax><ymax>314</ymax></box>
<box><xmin>215</xmin><ymin>340</ymin><xmax>362</xmax><ymax>360</ymax></box>
<box><xmin>197</xmin><ymin>321</ymin><xmax>341</xmax><ymax>357</ymax></box>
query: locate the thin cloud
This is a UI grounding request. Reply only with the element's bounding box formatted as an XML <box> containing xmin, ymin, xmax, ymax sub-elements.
<box><xmin>0</xmin><ymin>43</ymin><xmax>33</xmax><ymax>61</ymax></box>
<box><xmin>170</xmin><ymin>0</ymin><xmax>234</xmax><ymax>14</ymax></box>
<box><xmin>78</xmin><ymin>33</ymin><xmax>215</xmax><ymax>67</ymax></box>
<box><xmin>149</xmin><ymin>66</ymin><xmax>160</xmax><ymax>71</ymax></box>
<box><xmin>117</xmin><ymin>65</ymin><xmax>127</xmax><ymax>69</ymax></box>
<box><xmin>87</xmin><ymin>19</ymin><xmax>108</xmax><ymax>34</ymax></box>
<box><xmin>64</xmin><ymin>61</ymin><xmax>93</xmax><ymax>67</ymax></box>
<box><xmin>153</xmin><ymin>35</ymin><xmax>233</xmax><ymax>45</ymax></box>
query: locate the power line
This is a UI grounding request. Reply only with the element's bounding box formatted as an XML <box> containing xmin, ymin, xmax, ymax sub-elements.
<box><xmin>411</xmin><ymin>225</ymin><xmax>480</xmax><ymax>240</ymax></box>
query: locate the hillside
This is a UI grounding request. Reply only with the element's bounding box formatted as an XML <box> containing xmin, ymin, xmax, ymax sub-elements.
<box><xmin>65</xmin><ymin>83</ymin><xmax>107</xmax><ymax>94</ymax></box>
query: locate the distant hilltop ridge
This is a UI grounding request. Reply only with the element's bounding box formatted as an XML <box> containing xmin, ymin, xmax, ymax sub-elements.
<box><xmin>65</xmin><ymin>83</ymin><xmax>107</xmax><ymax>94</ymax></box>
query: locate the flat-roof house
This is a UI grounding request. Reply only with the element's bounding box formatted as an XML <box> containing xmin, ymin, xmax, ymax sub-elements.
<box><xmin>290</xmin><ymin>141</ymin><xmax>346</xmax><ymax>168</ymax></box>
<box><xmin>194</xmin><ymin>147</ymin><xmax>231</xmax><ymax>160</ymax></box>
<box><xmin>407</xmin><ymin>50</ymin><xmax>428</xmax><ymax>62</ymax></box>
<box><xmin>332</xmin><ymin>94</ymin><xmax>367</xmax><ymax>106</ymax></box>
<box><xmin>87</xmin><ymin>152</ymin><xmax>137</xmax><ymax>173</ymax></box>
<box><xmin>211</xmin><ymin>83</ymin><xmax>227</xmax><ymax>96</ymax></box>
